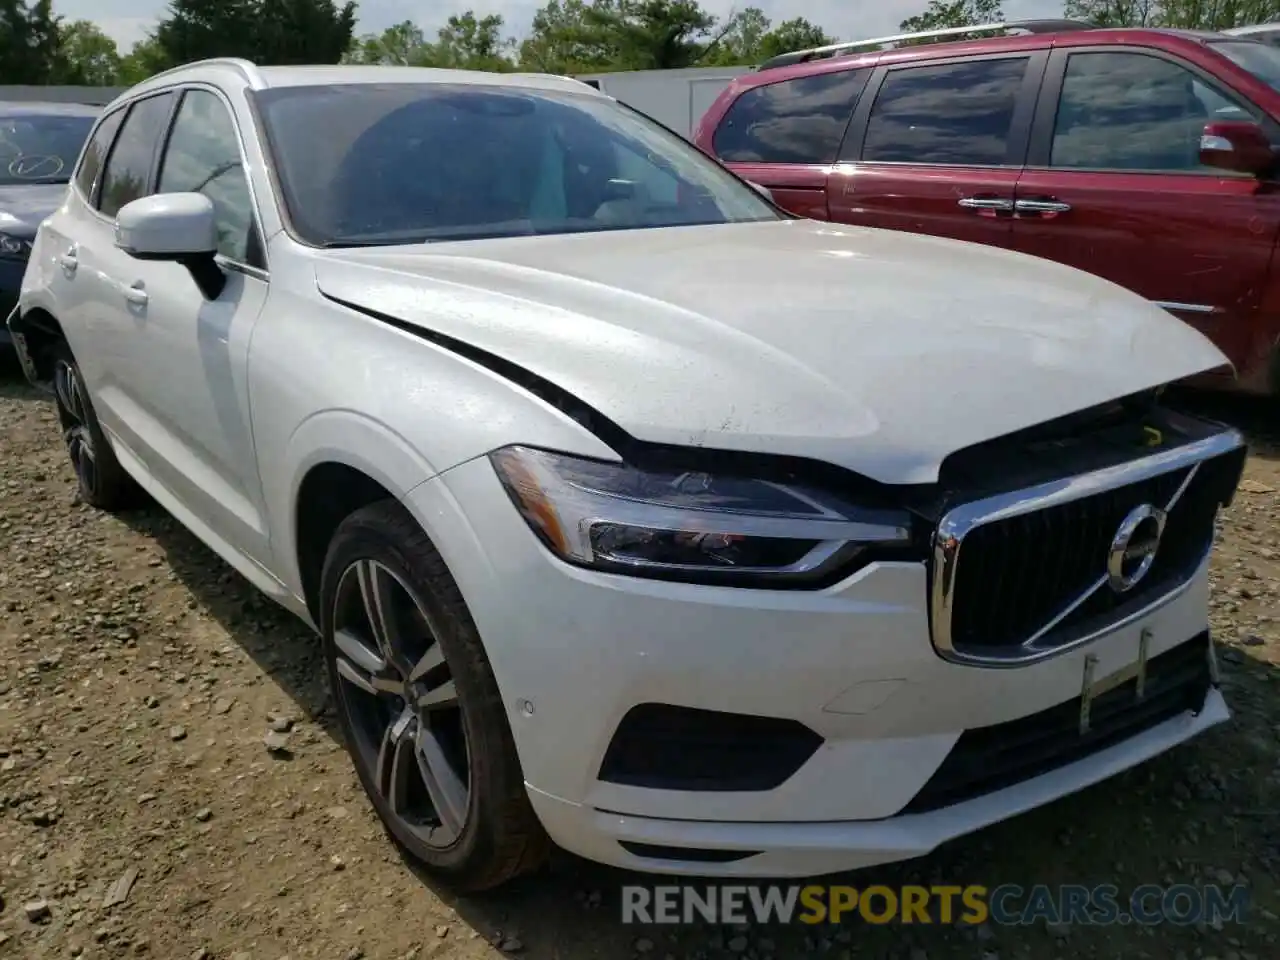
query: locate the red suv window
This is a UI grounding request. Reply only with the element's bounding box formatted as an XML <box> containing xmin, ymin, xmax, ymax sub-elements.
<box><xmin>860</xmin><ymin>58</ymin><xmax>1031</xmax><ymax>166</ymax></box>
<box><xmin>712</xmin><ymin>69</ymin><xmax>870</xmax><ymax>165</ymax></box>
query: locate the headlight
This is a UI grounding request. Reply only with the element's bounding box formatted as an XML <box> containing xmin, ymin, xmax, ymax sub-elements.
<box><xmin>0</xmin><ymin>233</ymin><xmax>31</xmax><ymax>260</ymax></box>
<box><xmin>489</xmin><ymin>445</ymin><xmax>914</xmax><ymax>586</ymax></box>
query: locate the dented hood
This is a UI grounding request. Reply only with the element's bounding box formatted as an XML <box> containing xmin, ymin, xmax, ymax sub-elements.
<box><xmin>314</xmin><ymin>219</ymin><xmax>1229</xmax><ymax>484</ymax></box>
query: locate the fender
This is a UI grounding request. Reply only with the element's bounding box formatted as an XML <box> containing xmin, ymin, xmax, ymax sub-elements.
<box><xmin>274</xmin><ymin>408</ymin><xmax>442</xmax><ymax>596</ymax></box>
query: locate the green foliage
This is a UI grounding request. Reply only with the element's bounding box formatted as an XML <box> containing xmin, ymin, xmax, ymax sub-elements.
<box><xmin>0</xmin><ymin>0</ymin><xmax>66</xmax><ymax>84</ymax></box>
<box><xmin>346</xmin><ymin>12</ymin><xmax>514</xmax><ymax>70</ymax></box>
<box><xmin>899</xmin><ymin>0</ymin><xmax>1004</xmax><ymax>33</ymax></box>
<box><xmin>152</xmin><ymin>0</ymin><xmax>355</xmax><ymax>70</ymax></box>
<box><xmin>21</xmin><ymin>0</ymin><xmax>1280</xmax><ymax>91</ymax></box>
<box><xmin>702</xmin><ymin>8</ymin><xmax>833</xmax><ymax>66</ymax></box>
<box><xmin>1064</xmin><ymin>0</ymin><xmax>1159</xmax><ymax>25</ymax></box>
<box><xmin>52</xmin><ymin>19</ymin><xmax>122</xmax><ymax>85</ymax></box>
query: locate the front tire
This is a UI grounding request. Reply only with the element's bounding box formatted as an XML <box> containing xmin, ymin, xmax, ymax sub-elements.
<box><xmin>50</xmin><ymin>341</ymin><xmax>140</xmax><ymax>510</ymax></box>
<box><xmin>319</xmin><ymin>500</ymin><xmax>550</xmax><ymax>891</ymax></box>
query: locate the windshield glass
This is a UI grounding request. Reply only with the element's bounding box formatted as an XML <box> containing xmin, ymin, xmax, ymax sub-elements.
<box><xmin>252</xmin><ymin>82</ymin><xmax>780</xmax><ymax>247</ymax></box>
<box><xmin>0</xmin><ymin>113</ymin><xmax>95</xmax><ymax>186</ymax></box>
<box><xmin>1211</xmin><ymin>39</ymin><xmax>1280</xmax><ymax>93</ymax></box>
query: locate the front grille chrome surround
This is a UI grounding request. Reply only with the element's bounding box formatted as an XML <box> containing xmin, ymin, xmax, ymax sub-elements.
<box><xmin>930</xmin><ymin>428</ymin><xmax>1245</xmax><ymax>667</ymax></box>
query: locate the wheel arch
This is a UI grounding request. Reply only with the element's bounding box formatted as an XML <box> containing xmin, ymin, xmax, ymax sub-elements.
<box><xmin>283</xmin><ymin>411</ymin><xmax>449</xmax><ymax>624</ymax></box>
<box><xmin>8</xmin><ymin>306</ymin><xmax>67</xmax><ymax>384</ymax></box>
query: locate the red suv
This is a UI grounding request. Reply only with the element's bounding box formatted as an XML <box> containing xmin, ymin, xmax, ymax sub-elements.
<box><xmin>694</xmin><ymin>19</ymin><xmax>1280</xmax><ymax>396</ymax></box>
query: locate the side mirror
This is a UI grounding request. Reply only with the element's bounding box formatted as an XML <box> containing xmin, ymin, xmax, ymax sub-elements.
<box><xmin>115</xmin><ymin>193</ymin><xmax>226</xmax><ymax>299</ymax></box>
<box><xmin>745</xmin><ymin>180</ymin><xmax>774</xmax><ymax>202</ymax></box>
<box><xmin>1199</xmin><ymin>121</ymin><xmax>1274</xmax><ymax>176</ymax></box>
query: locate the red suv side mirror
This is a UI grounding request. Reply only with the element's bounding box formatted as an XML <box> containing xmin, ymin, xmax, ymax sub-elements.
<box><xmin>1200</xmin><ymin>121</ymin><xmax>1274</xmax><ymax>176</ymax></box>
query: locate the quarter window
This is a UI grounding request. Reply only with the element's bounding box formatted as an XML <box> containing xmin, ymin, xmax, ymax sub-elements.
<box><xmin>98</xmin><ymin>93</ymin><xmax>175</xmax><ymax>217</ymax></box>
<box><xmin>862</xmin><ymin>58</ymin><xmax>1030</xmax><ymax>166</ymax></box>
<box><xmin>74</xmin><ymin>110</ymin><xmax>124</xmax><ymax>200</ymax></box>
<box><xmin>158</xmin><ymin>89</ymin><xmax>256</xmax><ymax>262</ymax></box>
<box><xmin>1051</xmin><ymin>52</ymin><xmax>1256</xmax><ymax>172</ymax></box>
<box><xmin>73</xmin><ymin>109</ymin><xmax>123</xmax><ymax>199</ymax></box>
<box><xmin>713</xmin><ymin>70</ymin><xmax>869</xmax><ymax>164</ymax></box>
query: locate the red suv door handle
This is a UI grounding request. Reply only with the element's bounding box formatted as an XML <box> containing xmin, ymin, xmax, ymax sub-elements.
<box><xmin>1015</xmin><ymin>197</ymin><xmax>1072</xmax><ymax>216</ymax></box>
<box><xmin>957</xmin><ymin>196</ymin><xmax>1014</xmax><ymax>212</ymax></box>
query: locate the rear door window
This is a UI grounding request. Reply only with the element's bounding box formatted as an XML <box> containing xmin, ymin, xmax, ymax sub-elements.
<box><xmin>1050</xmin><ymin>51</ymin><xmax>1257</xmax><ymax>171</ymax></box>
<box><xmin>861</xmin><ymin>58</ymin><xmax>1031</xmax><ymax>165</ymax></box>
<box><xmin>712</xmin><ymin>70</ymin><xmax>870</xmax><ymax>164</ymax></box>
<box><xmin>98</xmin><ymin>92</ymin><xmax>175</xmax><ymax>217</ymax></box>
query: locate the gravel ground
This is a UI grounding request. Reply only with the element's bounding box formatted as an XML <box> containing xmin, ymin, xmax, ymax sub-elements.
<box><xmin>2</xmin><ymin>360</ymin><xmax>1279</xmax><ymax>960</ymax></box>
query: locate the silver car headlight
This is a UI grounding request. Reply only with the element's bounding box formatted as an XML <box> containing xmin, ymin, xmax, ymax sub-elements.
<box><xmin>489</xmin><ymin>445</ymin><xmax>914</xmax><ymax>586</ymax></box>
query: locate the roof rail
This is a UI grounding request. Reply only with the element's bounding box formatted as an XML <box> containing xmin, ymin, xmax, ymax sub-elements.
<box><xmin>757</xmin><ymin>18</ymin><xmax>1094</xmax><ymax>71</ymax></box>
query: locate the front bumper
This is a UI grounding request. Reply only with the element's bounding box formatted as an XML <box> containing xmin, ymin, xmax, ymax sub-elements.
<box><xmin>407</xmin><ymin>456</ymin><xmax>1225</xmax><ymax>876</ymax></box>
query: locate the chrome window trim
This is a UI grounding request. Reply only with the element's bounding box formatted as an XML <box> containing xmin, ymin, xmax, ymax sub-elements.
<box><xmin>930</xmin><ymin>427</ymin><xmax>1245</xmax><ymax>668</ymax></box>
<box><xmin>1155</xmin><ymin>301</ymin><xmax>1218</xmax><ymax>315</ymax></box>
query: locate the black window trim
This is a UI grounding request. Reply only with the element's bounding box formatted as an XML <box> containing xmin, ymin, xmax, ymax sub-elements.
<box><xmin>711</xmin><ymin>66</ymin><xmax>872</xmax><ymax>167</ymax></box>
<box><xmin>839</xmin><ymin>49</ymin><xmax>1051</xmax><ymax>168</ymax></box>
<box><xmin>1026</xmin><ymin>43</ymin><xmax>1280</xmax><ymax>175</ymax></box>
<box><xmin>155</xmin><ymin>84</ymin><xmax>269</xmax><ymax>274</ymax></box>
<box><xmin>88</xmin><ymin>88</ymin><xmax>180</xmax><ymax>222</ymax></box>
<box><xmin>71</xmin><ymin>106</ymin><xmax>127</xmax><ymax>208</ymax></box>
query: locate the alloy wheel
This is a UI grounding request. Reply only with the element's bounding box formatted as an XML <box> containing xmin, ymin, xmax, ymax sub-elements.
<box><xmin>53</xmin><ymin>360</ymin><xmax>98</xmax><ymax>497</ymax></box>
<box><xmin>331</xmin><ymin>558</ymin><xmax>471</xmax><ymax>847</ymax></box>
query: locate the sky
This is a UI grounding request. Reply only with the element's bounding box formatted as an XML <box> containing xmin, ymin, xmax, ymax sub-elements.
<box><xmin>53</xmin><ymin>0</ymin><xmax>1066</xmax><ymax>53</ymax></box>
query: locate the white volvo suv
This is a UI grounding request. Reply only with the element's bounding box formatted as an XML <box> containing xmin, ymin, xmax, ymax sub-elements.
<box><xmin>7</xmin><ymin>60</ymin><xmax>1248</xmax><ymax>891</ymax></box>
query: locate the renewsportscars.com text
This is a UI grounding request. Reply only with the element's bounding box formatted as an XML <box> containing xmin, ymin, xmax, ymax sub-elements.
<box><xmin>621</xmin><ymin>883</ymin><xmax>1250</xmax><ymax>927</ymax></box>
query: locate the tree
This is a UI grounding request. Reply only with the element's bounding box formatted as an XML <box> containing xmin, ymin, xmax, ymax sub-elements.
<box><xmin>118</xmin><ymin>36</ymin><xmax>169</xmax><ymax>84</ymax></box>
<box><xmin>1063</xmin><ymin>0</ymin><xmax>1158</xmax><ymax>25</ymax></box>
<box><xmin>53</xmin><ymin>19</ymin><xmax>122</xmax><ymax>85</ymax></box>
<box><xmin>344</xmin><ymin>20</ymin><xmax>432</xmax><ymax>65</ymax></box>
<box><xmin>519</xmin><ymin>0</ymin><xmax>620</xmax><ymax>73</ymax></box>
<box><xmin>899</xmin><ymin>0</ymin><xmax>1003</xmax><ymax>33</ymax></box>
<box><xmin>585</xmin><ymin>0</ymin><xmax>722</xmax><ymax>69</ymax></box>
<box><xmin>432</xmin><ymin>12</ymin><xmax>514</xmax><ymax>70</ymax></box>
<box><xmin>703</xmin><ymin>5</ymin><xmax>770</xmax><ymax>65</ymax></box>
<box><xmin>1155</xmin><ymin>0</ymin><xmax>1280</xmax><ymax>29</ymax></box>
<box><xmin>0</xmin><ymin>0</ymin><xmax>66</xmax><ymax>84</ymax></box>
<box><xmin>701</xmin><ymin>8</ymin><xmax>831</xmax><ymax>66</ymax></box>
<box><xmin>256</xmin><ymin>0</ymin><xmax>357</xmax><ymax>65</ymax></box>
<box><xmin>345</xmin><ymin>13</ymin><xmax>514</xmax><ymax>70</ymax></box>
<box><xmin>153</xmin><ymin>0</ymin><xmax>355</xmax><ymax>68</ymax></box>
<box><xmin>520</xmin><ymin>0</ymin><xmax>734</xmax><ymax>72</ymax></box>
<box><xmin>758</xmin><ymin>17</ymin><xmax>833</xmax><ymax>61</ymax></box>
<box><xmin>153</xmin><ymin>0</ymin><xmax>258</xmax><ymax>66</ymax></box>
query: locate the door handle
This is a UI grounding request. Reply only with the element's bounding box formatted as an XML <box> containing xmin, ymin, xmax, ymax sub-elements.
<box><xmin>58</xmin><ymin>247</ymin><xmax>78</xmax><ymax>276</ymax></box>
<box><xmin>1015</xmin><ymin>198</ymin><xmax>1072</xmax><ymax>215</ymax></box>
<box><xmin>123</xmin><ymin>282</ymin><xmax>148</xmax><ymax>307</ymax></box>
<box><xmin>958</xmin><ymin>196</ymin><xmax>1014</xmax><ymax>212</ymax></box>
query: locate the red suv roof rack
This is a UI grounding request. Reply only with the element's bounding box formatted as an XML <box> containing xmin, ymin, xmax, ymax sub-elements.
<box><xmin>756</xmin><ymin>18</ymin><xmax>1096</xmax><ymax>71</ymax></box>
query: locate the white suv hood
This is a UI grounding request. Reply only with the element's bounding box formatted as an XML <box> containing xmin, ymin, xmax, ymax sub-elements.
<box><xmin>316</xmin><ymin>219</ymin><xmax>1229</xmax><ymax>484</ymax></box>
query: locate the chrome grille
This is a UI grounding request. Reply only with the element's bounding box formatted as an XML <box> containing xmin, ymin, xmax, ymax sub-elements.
<box><xmin>930</xmin><ymin>430</ymin><xmax>1246</xmax><ymax>665</ymax></box>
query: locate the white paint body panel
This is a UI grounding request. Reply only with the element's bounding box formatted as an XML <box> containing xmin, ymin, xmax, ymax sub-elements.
<box><xmin>17</xmin><ymin>61</ymin><xmax>1233</xmax><ymax>879</ymax></box>
<box><xmin>319</xmin><ymin>219</ymin><xmax>1229</xmax><ymax>485</ymax></box>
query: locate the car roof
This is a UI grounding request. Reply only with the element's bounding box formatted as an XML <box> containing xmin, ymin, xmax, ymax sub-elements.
<box><xmin>253</xmin><ymin>64</ymin><xmax>600</xmax><ymax>92</ymax></box>
<box><xmin>0</xmin><ymin>100</ymin><xmax>101</xmax><ymax>117</ymax></box>
<box><xmin>741</xmin><ymin>24</ymin><xmax>1244</xmax><ymax>89</ymax></box>
<box><xmin>118</xmin><ymin>60</ymin><xmax>604</xmax><ymax>103</ymax></box>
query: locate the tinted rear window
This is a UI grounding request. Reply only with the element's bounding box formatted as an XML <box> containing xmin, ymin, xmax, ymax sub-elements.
<box><xmin>712</xmin><ymin>70</ymin><xmax>869</xmax><ymax>164</ymax></box>
<box><xmin>861</xmin><ymin>58</ymin><xmax>1030</xmax><ymax>166</ymax></box>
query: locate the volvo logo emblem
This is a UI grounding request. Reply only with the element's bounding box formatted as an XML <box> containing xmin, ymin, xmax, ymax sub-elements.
<box><xmin>1107</xmin><ymin>503</ymin><xmax>1166</xmax><ymax>593</ymax></box>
